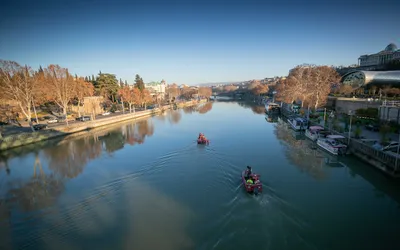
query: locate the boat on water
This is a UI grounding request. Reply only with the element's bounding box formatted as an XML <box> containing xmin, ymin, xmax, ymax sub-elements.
<box><xmin>317</xmin><ymin>135</ymin><xmax>347</xmax><ymax>155</ymax></box>
<box><xmin>265</xmin><ymin>102</ymin><xmax>281</xmax><ymax>114</ymax></box>
<box><xmin>242</xmin><ymin>169</ymin><xmax>262</xmax><ymax>194</ymax></box>
<box><xmin>197</xmin><ymin>139</ymin><xmax>209</xmax><ymax>144</ymax></box>
<box><xmin>287</xmin><ymin>117</ymin><xmax>308</xmax><ymax>131</ymax></box>
<box><xmin>305</xmin><ymin>125</ymin><xmax>329</xmax><ymax>141</ymax></box>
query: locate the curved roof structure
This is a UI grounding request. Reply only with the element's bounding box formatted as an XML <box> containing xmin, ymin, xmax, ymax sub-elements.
<box><xmin>342</xmin><ymin>70</ymin><xmax>400</xmax><ymax>88</ymax></box>
<box><xmin>385</xmin><ymin>43</ymin><xmax>398</xmax><ymax>52</ymax></box>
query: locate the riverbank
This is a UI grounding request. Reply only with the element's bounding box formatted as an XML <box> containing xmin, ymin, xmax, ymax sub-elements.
<box><xmin>276</xmin><ymin>101</ymin><xmax>400</xmax><ymax>178</ymax></box>
<box><xmin>0</xmin><ymin>100</ymin><xmax>205</xmax><ymax>151</ymax></box>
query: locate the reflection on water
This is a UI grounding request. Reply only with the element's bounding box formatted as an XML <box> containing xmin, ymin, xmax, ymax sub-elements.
<box><xmin>238</xmin><ymin>102</ymin><xmax>265</xmax><ymax>114</ymax></box>
<box><xmin>198</xmin><ymin>102</ymin><xmax>213</xmax><ymax>114</ymax></box>
<box><xmin>274</xmin><ymin>119</ymin><xmax>335</xmax><ymax>180</ymax></box>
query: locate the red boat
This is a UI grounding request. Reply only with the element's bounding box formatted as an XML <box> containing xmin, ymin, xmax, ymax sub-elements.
<box><xmin>197</xmin><ymin>139</ymin><xmax>209</xmax><ymax>144</ymax></box>
<box><xmin>242</xmin><ymin>169</ymin><xmax>262</xmax><ymax>194</ymax></box>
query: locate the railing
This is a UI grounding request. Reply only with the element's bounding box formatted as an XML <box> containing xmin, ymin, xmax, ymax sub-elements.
<box><xmin>349</xmin><ymin>139</ymin><xmax>400</xmax><ymax>172</ymax></box>
<box><xmin>381</xmin><ymin>100</ymin><xmax>400</xmax><ymax>107</ymax></box>
<box><xmin>307</xmin><ymin>118</ymin><xmax>400</xmax><ymax>174</ymax></box>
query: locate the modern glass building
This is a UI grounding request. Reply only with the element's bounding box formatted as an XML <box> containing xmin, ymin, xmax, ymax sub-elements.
<box><xmin>342</xmin><ymin>70</ymin><xmax>400</xmax><ymax>88</ymax></box>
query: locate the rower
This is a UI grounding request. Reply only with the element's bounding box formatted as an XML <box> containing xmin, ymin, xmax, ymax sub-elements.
<box><xmin>246</xmin><ymin>166</ymin><xmax>252</xmax><ymax>178</ymax></box>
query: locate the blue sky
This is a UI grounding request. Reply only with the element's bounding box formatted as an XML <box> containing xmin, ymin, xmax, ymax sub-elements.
<box><xmin>0</xmin><ymin>0</ymin><xmax>399</xmax><ymax>85</ymax></box>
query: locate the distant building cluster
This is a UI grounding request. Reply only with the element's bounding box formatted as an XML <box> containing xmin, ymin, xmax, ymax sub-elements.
<box><xmin>145</xmin><ymin>80</ymin><xmax>166</xmax><ymax>95</ymax></box>
<box><xmin>358</xmin><ymin>43</ymin><xmax>400</xmax><ymax>67</ymax></box>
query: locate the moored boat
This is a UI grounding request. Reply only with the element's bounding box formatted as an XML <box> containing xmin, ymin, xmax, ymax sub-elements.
<box><xmin>305</xmin><ymin>126</ymin><xmax>327</xmax><ymax>141</ymax></box>
<box><xmin>287</xmin><ymin>117</ymin><xmax>308</xmax><ymax>131</ymax></box>
<box><xmin>242</xmin><ymin>169</ymin><xmax>262</xmax><ymax>194</ymax></box>
<box><xmin>265</xmin><ymin>102</ymin><xmax>281</xmax><ymax>114</ymax></box>
<box><xmin>317</xmin><ymin>135</ymin><xmax>347</xmax><ymax>155</ymax></box>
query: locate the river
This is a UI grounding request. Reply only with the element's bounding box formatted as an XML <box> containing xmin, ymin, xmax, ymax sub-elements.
<box><xmin>1</xmin><ymin>101</ymin><xmax>400</xmax><ymax>250</ymax></box>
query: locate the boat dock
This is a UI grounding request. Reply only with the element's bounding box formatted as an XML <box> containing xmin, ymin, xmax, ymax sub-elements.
<box><xmin>274</xmin><ymin>101</ymin><xmax>400</xmax><ymax>178</ymax></box>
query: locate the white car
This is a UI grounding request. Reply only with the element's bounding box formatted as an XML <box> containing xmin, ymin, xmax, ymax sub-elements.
<box><xmin>47</xmin><ymin>118</ymin><xmax>58</xmax><ymax>124</ymax></box>
<box><xmin>102</xmin><ymin>112</ymin><xmax>110</xmax><ymax>116</ymax></box>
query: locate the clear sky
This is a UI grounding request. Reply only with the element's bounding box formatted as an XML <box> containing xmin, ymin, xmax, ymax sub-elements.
<box><xmin>0</xmin><ymin>0</ymin><xmax>399</xmax><ymax>85</ymax></box>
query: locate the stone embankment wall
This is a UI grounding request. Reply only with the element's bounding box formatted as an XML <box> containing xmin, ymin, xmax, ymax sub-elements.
<box><xmin>0</xmin><ymin>100</ymin><xmax>204</xmax><ymax>151</ymax></box>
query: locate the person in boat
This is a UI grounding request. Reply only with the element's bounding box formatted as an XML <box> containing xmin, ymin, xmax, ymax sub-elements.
<box><xmin>252</xmin><ymin>175</ymin><xmax>260</xmax><ymax>184</ymax></box>
<box><xmin>246</xmin><ymin>166</ymin><xmax>252</xmax><ymax>179</ymax></box>
<box><xmin>198</xmin><ymin>133</ymin><xmax>204</xmax><ymax>140</ymax></box>
<box><xmin>246</xmin><ymin>178</ymin><xmax>253</xmax><ymax>185</ymax></box>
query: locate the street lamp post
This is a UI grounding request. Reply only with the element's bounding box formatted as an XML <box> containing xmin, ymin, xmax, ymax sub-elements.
<box><xmin>395</xmin><ymin>131</ymin><xmax>400</xmax><ymax>172</ymax></box>
<box><xmin>348</xmin><ymin>110</ymin><xmax>353</xmax><ymax>146</ymax></box>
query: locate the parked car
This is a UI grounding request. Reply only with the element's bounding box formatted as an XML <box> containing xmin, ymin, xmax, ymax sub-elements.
<box><xmin>76</xmin><ymin>116</ymin><xmax>91</xmax><ymax>122</ymax></box>
<box><xmin>102</xmin><ymin>112</ymin><xmax>110</xmax><ymax>116</ymax></box>
<box><xmin>365</xmin><ymin>124</ymin><xmax>379</xmax><ymax>131</ymax></box>
<box><xmin>47</xmin><ymin>118</ymin><xmax>58</xmax><ymax>124</ymax></box>
<box><xmin>33</xmin><ymin>124</ymin><xmax>48</xmax><ymax>131</ymax></box>
<box><xmin>381</xmin><ymin>141</ymin><xmax>400</xmax><ymax>151</ymax></box>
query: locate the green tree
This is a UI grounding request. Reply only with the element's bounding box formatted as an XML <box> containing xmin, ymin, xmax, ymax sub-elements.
<box><xmin>93</xmin><ymin>73</ymin><xmax>120</xmax><ymax>102</ymax></box>
<box><xmin>134</xmin><ymin>74</ymin><xmax>145</xmax><ymax>91</ymax></box>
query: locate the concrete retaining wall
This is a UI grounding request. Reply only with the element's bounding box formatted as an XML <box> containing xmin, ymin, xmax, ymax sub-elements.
<box><xmin>0</xmin><ymin>100</ymin><xmax>203</xmax><ymax>151</ymax></box>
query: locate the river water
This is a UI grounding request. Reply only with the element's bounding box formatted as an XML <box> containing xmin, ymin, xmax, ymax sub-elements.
<box><xmin>1</xmin><ymin>101</ymin><xmax>400</xmax><ymax>250</ymax></box>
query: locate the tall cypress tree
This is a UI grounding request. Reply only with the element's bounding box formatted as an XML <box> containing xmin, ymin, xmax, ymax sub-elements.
<box><xmin>134</xmin><ymin>74</ymin><xmax>145</xmax><ymax>91</ymax></box>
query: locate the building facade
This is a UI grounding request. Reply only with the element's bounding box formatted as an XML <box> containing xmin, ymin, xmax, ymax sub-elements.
<box><xmin>145</xmin><ymin>80</ymin><xmax>166</xmax><ymax>95</ymax></box>
<box><xmin>358</xmin><ymin>43</ymin><xmax>400</xmax><ymax>67</ymax></box>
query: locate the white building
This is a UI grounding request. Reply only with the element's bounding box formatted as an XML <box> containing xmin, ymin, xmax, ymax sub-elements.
<box><xmin>145</xmin><ymin>80</ymin><xmax>166</xmax><ymax>95</ymax></box>
<box><xmin>358</xmin><ymin>43</ymin><xmax>400</xmax><ymax>67</ymax></box>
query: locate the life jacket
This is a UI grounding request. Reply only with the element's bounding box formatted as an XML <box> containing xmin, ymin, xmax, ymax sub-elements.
<box><xmin>246</xmin><ymin>179</ymin><xmax>253</xmax><ymax>184</ymax></box>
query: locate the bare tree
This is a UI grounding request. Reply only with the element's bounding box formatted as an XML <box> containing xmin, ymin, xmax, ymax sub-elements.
<box><xmin>310</xmin><ymin>66</ymin><xmax>340</xmax><ymax>110</ymax></box>
<box><xmin>44</xmin><ymin>65</ymin><xmax>77</xmax><ymax>115</ymax></box>
<box><xmin>251</xmin><ymin>84</ymin><xmax>269</xmax><ymax>96</ymax></box>
<box><xmin>166</xmin><ymin>84</ymin><xmax>180</xmax><ymax>103</ymax></box>
<box><xmin>0</xmin><ymin>60</ymin><xmax>40</xmax><ymax>131</ymax></box>
<box><xmin>198</xmin><ymin>87</ymin><xmax>212</xmax><ymax>99</ymax></box>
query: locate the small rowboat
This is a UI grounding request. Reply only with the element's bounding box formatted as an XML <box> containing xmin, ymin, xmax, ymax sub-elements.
<box><xmin>197</xmin><ymin>139</ymin><xmax>209</xmax><ymax>144</ymax></box>
<box><xmin>242</xmin><ymin>169</ymin><xmax>262</xmax><ymax>195</ymax></box>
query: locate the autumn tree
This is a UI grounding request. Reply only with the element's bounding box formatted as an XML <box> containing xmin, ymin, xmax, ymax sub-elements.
<box><xmin>43</xmin><ymin>65</ymin><xmax>77</xmax><ymax>115</ymax></box>
<box><xmin>198</xmin><ymin>87</ymin><xmax>212</xmax><ymax>99</ymax></box>
<box><xmin>180</xmin><ymin>86</ymin><xmax>196</xmax><ymax>100</ymax></box>
<box><xmin>252</xmin><ymin>84</ymin><xmax>269</xmax><ymax>96</ymax></box>
<box><xmin>118</xmin><ymin>86</ymin><xmax>141</xmax><ymax>113</ymax></box>
<box><xmin>275</xmin><ymin>78</ymin><xmax>301</xmax><ymax>103</ymax></box>
<box><xmin>0</xmin><ymin>60</ymin><xmax>41</xmax><ymax>130</ymax></box>
<box><xmin>140</xmin><ymin>89</ymin><xmax>153</xmax><ymax>109</ymax></box>
<box><xmin>337</xmin><ymin>85</ymin><xmax>354</xmax><ymax>96</ymax></box>
<box><xmin>134</xmin><ymin>74</ymin><xmax>145</xmax><ymax>91</ymax></box>
<box><xmin>166</xmin><ymin>84</ymin><xmax>181</xmax><ymax>102</ymax></box>
<box><xmin>309</xmin><ymin>66</ymin><xmax>340</xmax><ymax>109</ymax></box>
<box><xmin>248</xmin><ymin>80</ymin><xmax>261</xmax><ymax>90</ymax></box>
